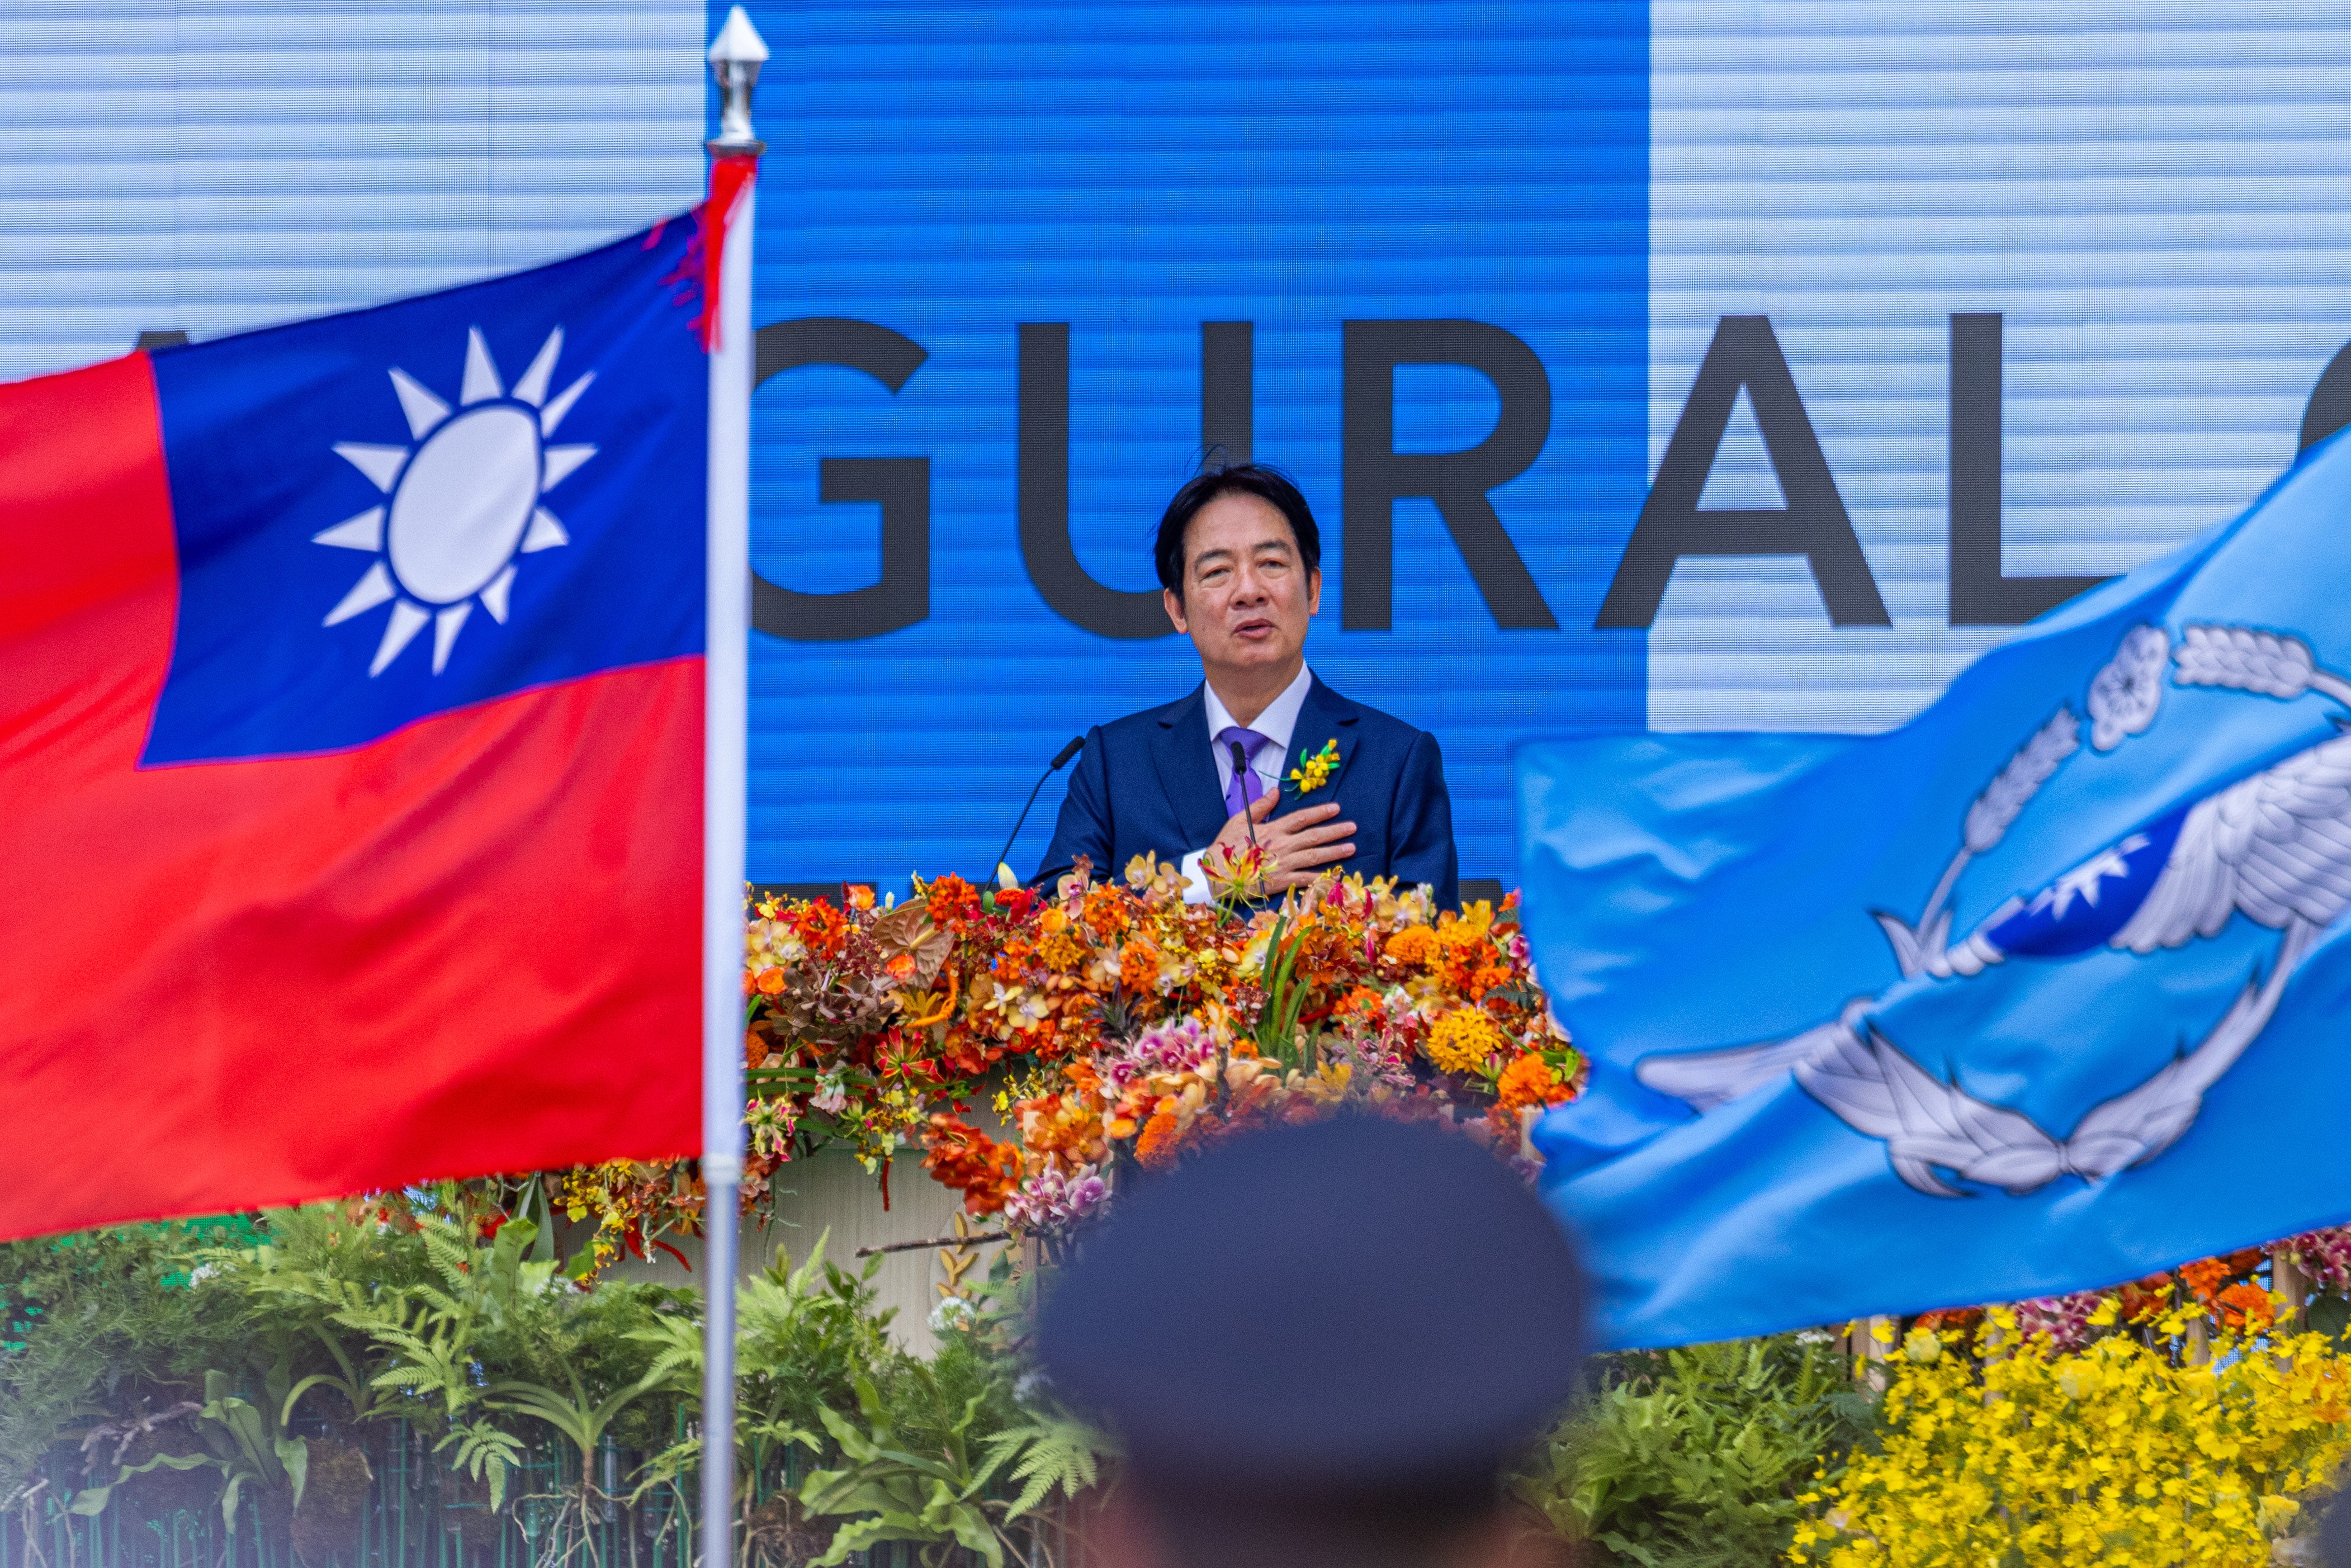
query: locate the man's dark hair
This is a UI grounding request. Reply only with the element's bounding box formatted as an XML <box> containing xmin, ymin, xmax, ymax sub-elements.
<box><xmin>1153</xmin><ymin>462</ymin><xmax>1322</xmax><ymax>601</ymax></box>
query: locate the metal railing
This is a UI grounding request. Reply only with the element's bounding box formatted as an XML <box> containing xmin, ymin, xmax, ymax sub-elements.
<box><xmin>4</xmin><ymin>1428</ymin><xmax>674</xmax><ymax>1568</ymax></box>
<box><xmin>3</xmin><ymin>1425</ymin><xmax>1076</xmax><ymax>1568</ymax></box>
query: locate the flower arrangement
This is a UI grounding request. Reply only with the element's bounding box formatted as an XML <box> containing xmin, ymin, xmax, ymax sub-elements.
<box><xmin>924</xmin><ymin>862</ymin><xmax>1577</xmax><ymax>1241</ymax></box>
<box><xmin>1793</xmin><ymin>1301</ymin><xmax>2351</xmax><ymax>1567</ymax></box>
<box><xmin>554</xmin><ymin>858</ymin><xmax>1580</xmax><ymax>1271</ymax></box>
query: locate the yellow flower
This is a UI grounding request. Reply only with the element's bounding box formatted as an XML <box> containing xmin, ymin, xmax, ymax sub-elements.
<box><xmin>1423</xmin><ymin>1008</ymin><xmax>1504</xmax><ymax>1074</ymax></box>
<box><xmin>1792</xmin><ymin>1318</ymin><xmax>2351</xmax><ymax>1567</ymax></box>
<box><xmin>1437</xmin><ymin>904</ymin><xmax>1494</xmax><ymax>948</ymax></box>
<box><xmin>2258</xmin><ymin>1495</ymin><xmax>2301</xmax><ymax>1537</ymax></box>
<box><xmin>1287</xmin><ymin>737</ymin><xmax>1341</xmax><ymax>794</ymax></box>
<box><xmin>1037</xmin><ymin>923</ymin><xmax>1086</xmax><ymax>972</ymax></box>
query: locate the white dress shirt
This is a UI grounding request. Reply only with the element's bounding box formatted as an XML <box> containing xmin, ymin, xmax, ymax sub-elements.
<box><xmin>1179</xmin><ymin>664</ymin><xmax>1315</xmax><ymax>903</ymax></box>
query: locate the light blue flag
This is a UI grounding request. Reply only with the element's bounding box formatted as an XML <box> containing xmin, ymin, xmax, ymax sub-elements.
<box><xmin>1520</xmin><ymin>434</ymin><xmax>2351</xmax><ymax>1350</ymax></box>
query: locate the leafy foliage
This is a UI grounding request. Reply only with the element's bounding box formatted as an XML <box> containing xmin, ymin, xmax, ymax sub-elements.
<box><xmin>798</xmin><ymin>1373</ymin><xmax>1014</xmax><ymax>1567</ymax></box>
<box><xmin>631</xmin><ymin>1229</ymin><xmax>897</xmax><ymax>1512</ymax></box>
<box><xmin>792</xmin><ymin>1253</ymin><xmax>1110</xmax><ymax>1565</ymax></box>
<box><xmin>187</xmin><ymin>1363</ymin><xmax>310</xmax><ymax>1530</ymax></box>
<box><xmin>0</xmin><ymin>1219</ymin><xmax>257</xmax><ymax>1503</ymax></box>
<box><xmin>231</xmin><ymin>1205</ymin><xmax>687</xmax><ymax>1512</ymax></box>
<box><xmin>1511</xmin><ymin>1335</ymin><xmax>1871</xmax><ymax>1568</ymax></box>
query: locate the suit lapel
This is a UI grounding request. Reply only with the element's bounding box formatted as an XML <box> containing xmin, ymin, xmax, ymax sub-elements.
<box><xmin>1152</xmin><ymin>685</ymin><xmax>1231</xmax><ymax>849</ymax></box>
<box><xmin>1278</xmin><ymin>674</ymin><xmax>1361</xmax><ymax>806</ymax></box>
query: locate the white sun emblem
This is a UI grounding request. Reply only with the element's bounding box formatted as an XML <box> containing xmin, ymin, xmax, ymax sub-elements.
<box><xmin>2024</xmin><ymin>832</ymin><xmax>2149</xmax><ymax>920</ymax></box>
<box><xmin>316</xmin><ymin>325</ymin><xmax>595</xmax><ymax>675</ymax></box>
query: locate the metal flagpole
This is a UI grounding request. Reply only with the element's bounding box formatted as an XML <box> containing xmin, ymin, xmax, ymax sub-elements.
<box><xmin>702</xmin><ymin>7</ymin><xmax>767</xmax><ymax>1566</ymax></box>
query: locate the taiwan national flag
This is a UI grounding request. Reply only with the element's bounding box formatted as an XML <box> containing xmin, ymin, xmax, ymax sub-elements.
<box><xmin>0</xmin><ymin>216</ymin><xmax>711</xmax><ymax>1240</ymax></box>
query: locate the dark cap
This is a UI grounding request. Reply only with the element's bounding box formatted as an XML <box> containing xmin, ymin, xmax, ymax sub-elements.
<box><xmin>1035</xmin><ymin>1115</ymin><xmax>1587</xmax><ymax>1493</ymax></box>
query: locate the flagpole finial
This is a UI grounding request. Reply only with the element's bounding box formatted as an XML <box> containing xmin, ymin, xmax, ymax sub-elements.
<box><xmin>707</xmin><ymin>6</ymin><xmax>770</xmax><ymax>155</ymax></box>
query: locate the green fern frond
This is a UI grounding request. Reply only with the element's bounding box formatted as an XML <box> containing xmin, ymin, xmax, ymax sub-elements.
<box><xmin>982</xmin><ymin>1414</ymin><xmax>1111</xmax><ymax>1520</ymax></box>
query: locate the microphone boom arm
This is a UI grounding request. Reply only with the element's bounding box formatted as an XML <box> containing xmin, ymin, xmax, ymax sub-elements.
<box><xmin>1229</xmin><ymin>740</ymin><xmax>1262</xmax><ymax>852</ymax></box>
<box><xmin>995</xmin><ymin>735</ymin><xmax>1085</xmax><ymax>884</ymax></box>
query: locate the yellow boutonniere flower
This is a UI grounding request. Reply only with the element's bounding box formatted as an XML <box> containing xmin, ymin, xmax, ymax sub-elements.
<box><xmin>1289</xmin><ymin>737</ymin><xmax>1341</xmax><ymax>794</ymax></box>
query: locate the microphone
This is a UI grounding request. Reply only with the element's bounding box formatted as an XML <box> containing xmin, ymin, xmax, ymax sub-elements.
<box><xmin>1228</xmin><ymin>740</ymin><xmax>1262</xmax><ymax>852</ymax></box>
<box><xmin>995</xmin><ymin>735</ymin><xmax>1085</xmax><ymax>883</ymax></box>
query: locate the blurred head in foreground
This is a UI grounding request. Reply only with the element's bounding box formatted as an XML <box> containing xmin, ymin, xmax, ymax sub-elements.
<box><xmin>1036</xmin><ymin>1115</ymin><xmax>1588</xmax><ymax>1568</ymax></box>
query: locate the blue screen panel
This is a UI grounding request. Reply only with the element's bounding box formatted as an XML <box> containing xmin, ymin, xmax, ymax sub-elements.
<box><xmin>729</xmin><ymin>1</ymin><xmax>1650</xmax><ymax>892</ymax></box>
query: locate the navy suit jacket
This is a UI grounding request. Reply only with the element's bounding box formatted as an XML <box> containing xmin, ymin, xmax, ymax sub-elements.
<box><xmin>1035</xmin><ymin>674</ymin><xmax>1459</xmax><ymax>908</ymax></box>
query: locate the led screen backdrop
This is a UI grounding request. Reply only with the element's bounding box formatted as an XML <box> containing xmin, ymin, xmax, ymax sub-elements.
<box><xmin>7</xmin><ymin>3</ymin><xmax>2351</xmax><ymax>893</ymax></box>
<box><xmin>741</xmin><ymin>1</ymin><xmax>1648</xmax><ymax>891</ymax></box>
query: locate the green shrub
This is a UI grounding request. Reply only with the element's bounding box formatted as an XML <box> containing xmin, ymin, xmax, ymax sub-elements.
<box><xmin>0</xmin><ymin>1219</ymin><xmax>258</xmax><ymax>1501</ymax></box>
<box><xmin>1511</xmin><ymin>1335</ymin><xmax>1873</xmax><ymax>1568</ymax></box>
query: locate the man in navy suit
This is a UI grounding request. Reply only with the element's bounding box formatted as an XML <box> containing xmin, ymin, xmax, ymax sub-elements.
<box><xmin>1037</xmin><ymin>465</ymin><xmax>1459</xmax><ymax>908</ymax></box>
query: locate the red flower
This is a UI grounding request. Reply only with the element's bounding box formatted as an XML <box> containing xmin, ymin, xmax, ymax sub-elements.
<box><xmin>926</xmin><ymin>874</ymin><xmax>983</xmax><ymax>927</ymax></box>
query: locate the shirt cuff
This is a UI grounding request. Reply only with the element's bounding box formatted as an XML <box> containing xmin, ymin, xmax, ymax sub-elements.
<box><xmin>1179</xmin><ymin>849</ymin><xmax>1212</xmax><ymax>905</ymax></box>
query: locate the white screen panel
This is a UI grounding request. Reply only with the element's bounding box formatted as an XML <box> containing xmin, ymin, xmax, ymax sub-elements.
<box><xmin>1648</xmin><ymin>1</ymin><xmax>2351</xmax><ymax>731</ymax></box>
<box><xmin>0</xmin><ymin>0</ymin><xmax>703</xmax><ymax>382</ymax></box>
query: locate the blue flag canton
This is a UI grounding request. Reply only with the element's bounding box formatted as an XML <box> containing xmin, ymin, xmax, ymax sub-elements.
<box><xmin>143</xmin><ymin>217</ymin><xmax>707</xmax><ymax>767</ymax></box>
<box><xmin>1978</xmin><ymin>805</ymin><xmax>2188</xmax><ymax>959</ymax></box>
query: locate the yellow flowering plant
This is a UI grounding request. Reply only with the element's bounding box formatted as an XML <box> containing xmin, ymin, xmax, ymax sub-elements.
<box><xmin>1791</xmin><ymin>1302</ymin><xmax>2351</xmax><ymax>1567</ymax></box>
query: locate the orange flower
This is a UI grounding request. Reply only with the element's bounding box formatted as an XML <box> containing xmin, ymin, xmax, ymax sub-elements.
<box><xmin>902</xmin><ymin>967</ymin><xmax>959</xmax><ymax>1027</ymax></box>
<box><xmin>1080</xmin><ymin>885</ymin><xmax>1130</xmax><ymax>940</ymax></box>
<box><xmin>1911</xmin><ymin>1306</ymin><xmax>1984</xmax><ymax>1335</ymax></box>
<box><xmin>1136</xmin><ymin>1111</ymin><xmax>1181</xmax><ymax>1171</ymax></box>
<box><xmin>754</xmin><ymin>965</ymin><xmax>787</xmax><ymax>996</ymax></box>
<box><xmin>1383</xmin><ymin>926</ymin><xmax>1441</xmax><ymax>969</ymax></box>
<box><xmin>2117</xmin><ymin>1274</ymin><xmax>2174</xmax><ymax>1323</ymax></box>
<box><xmin>793</xmin><ymin>901</ymin><xmax>849</xmax><ymax>959</ymax></box>
<box><xmin>1118</xmin><ymin>939</ymin><xmax>1161</xmax><ymax>995</ymax></box>
<box><xmin>846</xmin><ymin>884</ymin><xmax>876</xmax><ymax>911</ymax></box>
<box><xmin>2179</xmin><ymin>1256</ymin><xmax>2232</xmax><ymax>1303</ymax></box>
<box><xmin>1019</xmin><ymin>1083</ymin><xmax>1106</xmax><ymax>1162</ymax></box>
<box><xmin>2214</xmin><ymin>1280</ymin><xmax>2276</xmax><ymax>1332</ymax></box>
<box><xmin>1038</xmin><ymin>925</ymin><xmax>1086</xmax><ymax>973</ymax></box>
<box><xmin>886</xmin><ymin>953</ymin><xmax>917</xmax><ymax>981</ymax></box>
<box><xmin>1495</xmin><ymin>1053</ymin><xmax>1573</xmax><ymax>1121</ymax></box>
<box><xmin>1331</xmin><ymin>984</ymin><xmax>1385</xmax><ymax>1021</ymax></box>
<box><xmin>921</xmin><ymin>1115</ymin><xmax>1021</xmax><ymax>1215</ymax></box>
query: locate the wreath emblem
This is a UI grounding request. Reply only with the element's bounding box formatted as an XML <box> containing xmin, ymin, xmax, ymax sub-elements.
<box><xmin>1635</xmin><ymin>623</ymin><xmax>2351</xmax><ymax>1198</ymax></box>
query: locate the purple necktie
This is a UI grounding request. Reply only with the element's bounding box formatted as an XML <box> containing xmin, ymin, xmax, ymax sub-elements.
<box><xmin>1214</xmin><ymin>725</ymin><xmax>1276</xmax><ymax>818</ymax></box>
